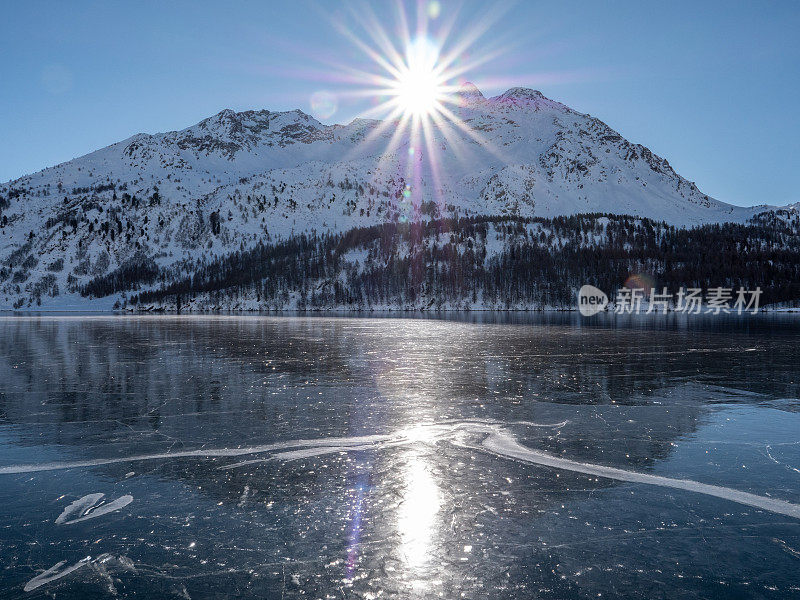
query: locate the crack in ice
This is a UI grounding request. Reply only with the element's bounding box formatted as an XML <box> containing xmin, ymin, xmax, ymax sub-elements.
<box><xmin>2</xmin><ymin>420</ymin><xmax>799</xmax><ymax>521</ymax></box>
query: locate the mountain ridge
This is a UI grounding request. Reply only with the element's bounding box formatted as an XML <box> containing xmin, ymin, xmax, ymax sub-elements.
<box><xmin>0</xmin><ymin>84</ymin><xmax>795</xmax><ymax>310</ymax></box>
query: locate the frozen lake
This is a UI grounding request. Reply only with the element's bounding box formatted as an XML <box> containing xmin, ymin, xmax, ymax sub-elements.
<box><xmin>0</xmin><ymin>314</ymin><xmax>799</xmax><ymax>598</ymax></box>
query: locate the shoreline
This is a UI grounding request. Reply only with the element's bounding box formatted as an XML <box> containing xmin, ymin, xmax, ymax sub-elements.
<box><xmin>1</xmin><ymin>308</ymin><xmax>799</xmax><ymax>317</ymax></box>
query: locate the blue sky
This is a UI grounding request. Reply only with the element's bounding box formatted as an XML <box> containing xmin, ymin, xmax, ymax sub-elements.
<box><xmin>1</xmin><ymin>0</ymin><xmax>798</xmax><ymax>207</ymax></box>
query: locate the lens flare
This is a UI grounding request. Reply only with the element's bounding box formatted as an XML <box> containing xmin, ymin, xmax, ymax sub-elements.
<box><xmin>309</xmin><ymin>90</ymin><xmax>338</xmax><ymax>120</ymax></box>
<box><xmin>624</xmin><ymin>273</ymin><xmax>657</xmax><ymax>296</ymax></box>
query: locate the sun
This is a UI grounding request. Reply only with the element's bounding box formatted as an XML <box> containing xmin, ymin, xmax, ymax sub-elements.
<box><xmin>315</xmin><ymin>0</ymin><xmax>511</xmax><ymax>222</ymax></box>
<box><xmin>389</xmin><ymin>37</ymin><xmax>446</xmax><ymax>118</ymax></box>
<box><xmin>394</xmin><ymin>65</ymin><xmax>441</xmax><ymax>117</ymax></box>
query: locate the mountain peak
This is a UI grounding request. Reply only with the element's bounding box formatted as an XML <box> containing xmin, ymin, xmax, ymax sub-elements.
<box><xmin>197</xmin><ymin>108</ymin><xmax>243</xmax><ymax>133</ymax></box>
<box><xmin>498</xmin><ymin>87</ymin><xmax>545</xmax><ymax>100</ymax></box>
<box><xmin>453</xmin><ymin>82</ymin><xmax>485</xmax><ymax>107</ymax></box>
<box><xmin>490</xmin><ymin>87</ymin><xmax>571</xmax><ymax>113</ymax></box>
<box><xmin>456</xmin><ymin>82</ymin><xmax>484</xmax><ymax>98</ymax></box>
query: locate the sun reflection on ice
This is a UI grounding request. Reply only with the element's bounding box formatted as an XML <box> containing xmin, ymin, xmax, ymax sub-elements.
<box><xmin>397</xmin><ymin>452</ymin><xmax>441</xmax><ymax>574</ymax></box>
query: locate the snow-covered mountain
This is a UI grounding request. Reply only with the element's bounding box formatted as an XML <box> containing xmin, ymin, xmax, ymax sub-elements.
<box><xmin>0</xmin><ymin>84</ymin><xmax>793</xmax><ymax>310</ymax></box>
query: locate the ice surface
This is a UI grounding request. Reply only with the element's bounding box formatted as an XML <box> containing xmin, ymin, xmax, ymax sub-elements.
<box><xmin>7</xmin><ymin>421</ymin><xmax>797</xmax><ymax>519</ymax></box>
<box><xmin>55</xmin><ymin>493</ymin><xmax>133</xmax><ymax>525</ymax></box>
<box><xmin>1</xmin><ymin>315</ymin><xmax>799</xmax><ymax>598</ymax></box>
<box><xmin>477</xmin><ymin>425</ymin><xmax>800</xmax><ymax>519</ymax></box>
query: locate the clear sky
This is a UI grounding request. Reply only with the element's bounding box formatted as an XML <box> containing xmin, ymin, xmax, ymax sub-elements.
<box><xmin>1</xmin><ymin>0</ymin><xmax>798</xmax><ymax>207</ymax></box>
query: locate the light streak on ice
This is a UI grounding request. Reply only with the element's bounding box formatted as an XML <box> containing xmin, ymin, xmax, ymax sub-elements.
<box><xmin>2</xmin><ymin>420</ymin><xmax>798</xmax><ymax>520</ymax></box>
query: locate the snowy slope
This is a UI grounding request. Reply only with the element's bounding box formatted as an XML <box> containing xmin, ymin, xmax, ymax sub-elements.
<box><xmin>0</xmin><ymin>84</ymin><xmax>792</xmax><ymax>310</ymax></box>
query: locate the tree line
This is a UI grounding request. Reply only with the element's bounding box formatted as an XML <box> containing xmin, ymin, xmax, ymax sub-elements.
<box><xmin>75</xmin><ymin>212</ymin><xmax>800</xmax><ymax>310</ymax></box>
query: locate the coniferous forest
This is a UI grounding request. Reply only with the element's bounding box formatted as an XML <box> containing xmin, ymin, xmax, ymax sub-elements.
<box><xmin>76</xmin><ymin>211</ymin><xmax>800</xmax><ymax>311</ymax></box>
